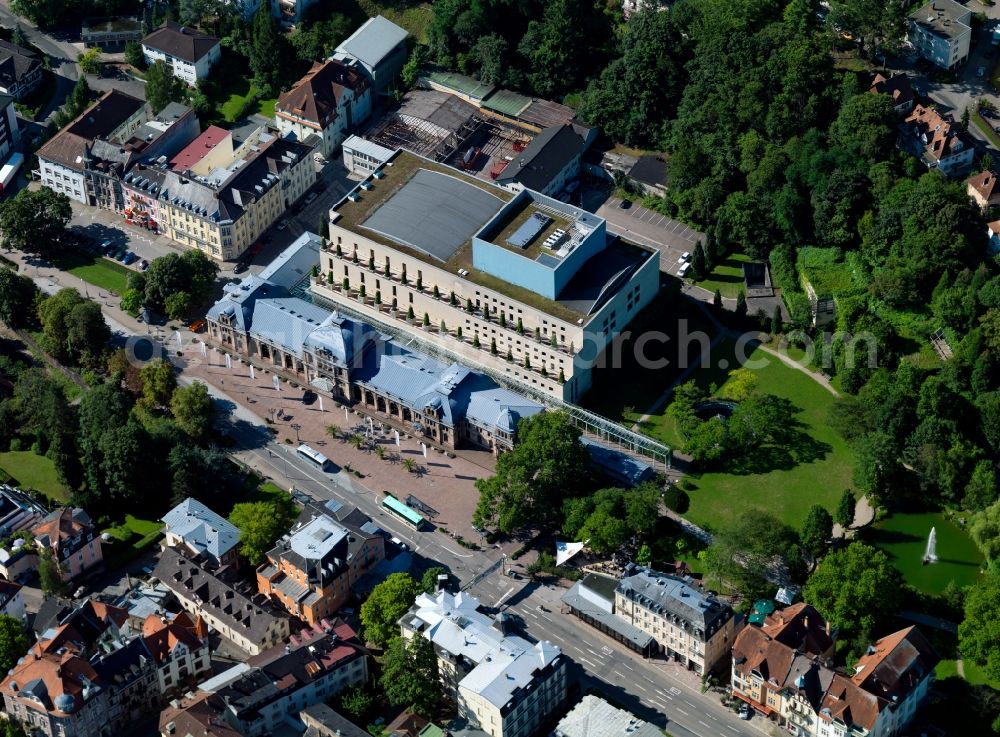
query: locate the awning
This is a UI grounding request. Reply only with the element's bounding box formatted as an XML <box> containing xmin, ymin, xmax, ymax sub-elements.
<box><xmin>556</xmin><ymin>541</ymin><xmax>586</xmax><ymax>566</ymax></box>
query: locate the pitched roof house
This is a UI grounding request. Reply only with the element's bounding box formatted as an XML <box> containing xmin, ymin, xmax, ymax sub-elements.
<box><xmin>869</xmin><ymin>73</ymin><xmax>916</xmax><ymax>114</ymax></box>
<box><xmin>32</xmin><ymin>508</ymin><xmax>103</xmax><ymax>582</ymax></box>
<box><xmin>162</xmin><ymin>497</ymin><xmax>240</xmax><ymax>566</ymax></box>
<box><xmin>141</xmin><ymin>22</ymin><xmax>220</xmax><ymax>85</ymax></box>
<box><xmin>901</xmin><ymin>104</ymin><xmax>975</xmax><ymax>177</ymax></box>
<box><xmin>275</xmin><ymin>60</ymin><xmax>372</xmax><ymax>158</ymax></box>
<box><xmin>967</xmin><ymin>170</ymin><xmax>1000</xmax><ymax>212</ymax></box>
<box><xmin>0</xmin><ymin>38</ymin><xmax>42</xmax><ymax>101</ymax></box>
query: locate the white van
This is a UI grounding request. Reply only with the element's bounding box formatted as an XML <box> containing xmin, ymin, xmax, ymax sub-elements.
<box><xmin>678</xmin><ymin>262</ymin><xmax>691</xmax><ymax>278</ymax></box>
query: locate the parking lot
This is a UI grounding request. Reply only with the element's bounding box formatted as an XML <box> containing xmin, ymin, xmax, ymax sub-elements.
<box><xmin>584</xmin><ymin>189</ymin><xmax>704</xmax><ymax>276</ymax></box>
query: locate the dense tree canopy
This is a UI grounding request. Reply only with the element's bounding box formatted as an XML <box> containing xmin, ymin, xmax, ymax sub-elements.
<box><xmin>0</xmin><ymin>614</ymin><xmax>29</xmax><ymax>674</ymax></box>
<box><xmin>0</xmin><ymin>270</ymin><xmax>37</xmax><ymax>328</ymax></box>
<box><xmin>473</xmin><ymin>411</ymin><xmax>590</xmax><ymax>534</ymax></box>
<box><xmin>145</xmin><ymin>60</ymin><xmax>188</xmax><ymax>114</ymax></box>
<box><xmin>228</xmin><ymin>500</ymin><xmax>296</xmax><ymax>565</ymax></box>
<box><xmin>803</xmin><ymin>542</ymin><xmax>903</xmax><ymax>647</ymax></box>
<box><xmin>0</xmin><ymin>188</ymin><xmax>72</xmax><ymax>256</ymax></box>
<box><xmin>959</xmin><ymin>574</ymin><xmax>1000</xmax><ymax>684</ymax></box>
<box><xmin>360</xmin><ymin>573</ymin><xmax>422</xmax><ymax>648</ymax></box>
<box><xmin>143</xmin><ymin>250</ymin><xmax>219</xmax><ymax>311</ymax></box>
<box><xmin>37</xmin><ymin>289</ymin><xmax>110</xmax><ymax>368</ymax></box>
<box><xmin>380</xmin><ymin>635</ymin><xmax>442</xmax><ymax>717</ymax></box>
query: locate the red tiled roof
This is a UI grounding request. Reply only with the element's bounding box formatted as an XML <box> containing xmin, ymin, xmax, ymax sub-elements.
<box><xmin>170</xmin><ymin>125</ymin><xmax>229</xmax><ymax>171</ymax></box>
<box><xmin>905</xmin><ymin>104</ymin><xmax>972</xmax><ymax>163</ymax></box>
<box><xmin>967</xmin><ymin>170</ymin><xmax>999</xmax><ymax>201</ymax></box>
<box><xmin>870</xmin><ymin>73</ymin><xmax>915</xmax><ymax>108</ymax></box>
<box><xmin>142</xmin><ymin>611</ymin><xmax>204</xmax><ymax>664</ymax></box>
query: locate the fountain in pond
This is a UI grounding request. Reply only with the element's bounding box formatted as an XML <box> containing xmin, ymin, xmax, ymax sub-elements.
<box><xmin>923</xmin><ymin>527</ymin><xmax>938</xmax><ymax>564</ymax></box>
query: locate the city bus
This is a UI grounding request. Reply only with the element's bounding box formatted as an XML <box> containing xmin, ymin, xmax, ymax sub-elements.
<box><xmin>296</xmin><ymin>444</ymin><xmax>332</xmax><ymax>471</ymax></box>
<box><xmin>382</xmin><ymin>494</ymin><xmax>425</xmax><ymax>530</ymax></box>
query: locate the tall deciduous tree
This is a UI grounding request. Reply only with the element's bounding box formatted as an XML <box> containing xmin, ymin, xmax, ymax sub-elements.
<box><xmin>359</xmin><ymin>572</ymin><xmax>421</xmax><ymax>647</ymax></box>
<box><xmin>170</xmin><ymin>382</ymin><xmax>214</xmax><ymax>441</ymax></box>
<box><xmin>140</xmin><ymin>358</ymin><xmax>177</xmax><ymax>408</ymax></box>
<box><xmin>473</xmin><ymin>411</ymin><xmax>590</xmax><ymax>534</ymax></box>
<box><xmin>380</xmin><ymin>635</ymin><xmax>442</xmax><ymax>717</ymax></box>
<box><xmin>0</xmin><ymin>270</ymin><xmax>37</xmax><ymax>328</ymax></box>
<box><xmin>705</xmin><ymin>510</ymin><xmax>804</xmax><ymax>602</ymax></box>
<box><xmin>38</xmin><ymin>547</ymin><xmax>67</xmax><ymax>596</ymax></box>
<box><xmin>835</xmin><ymin>489</ymin><xmax>856</xmax><ymax>529</ymax></box>
<box><xmin>959</xmin><ymin>573</ymin><xmax>1000</xmax><ymax>683</ymax></box>
<box><xmin>228</xmin><ymin>500</ymin><xmax>295</xmax><ymax>565</ymax></box>
<box><xmin>249</xmin><ymin>4</ymin><xmax>283</xmax><ymax>95</ymax></box>
<box><xmin>0</xmin><ymin>188</ymin><xmax>72</xmax><ymax>256</ymax></box>
<box><xmin>803</xmin><ymin>542</ymin><xmax>903</xmax><ymax>645</ymax></box>
<box><xmin>0</xmin><ymin>614</ymin><xmax>29</xmax><ymax>674</ymax></box>
<box><xmin>144</xmin><ymin>60</ymin><xmax>187</xmax><ymax>114</ymax></box>
<box><xmin>800</xmin><ymin>504</ymin><xmax>833</xmax><ymax>559</ymax></box>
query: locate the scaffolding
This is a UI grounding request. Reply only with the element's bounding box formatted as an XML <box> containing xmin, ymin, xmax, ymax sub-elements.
<box><xmin>304</xmin><ymin>282</ymin><xmax>672</xmax><ymax>473</ymax></box>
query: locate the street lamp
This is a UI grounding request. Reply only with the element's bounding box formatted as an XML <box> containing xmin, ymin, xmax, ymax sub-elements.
<box><xmin>291</xmin><ymin>423</ymin><xmax>301</xmax><ymax>443</ymax></box>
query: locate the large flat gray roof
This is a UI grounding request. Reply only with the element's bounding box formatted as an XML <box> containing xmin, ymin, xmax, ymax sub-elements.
<box><xmin>361</xmin><ymin>168</ymin><xmax>505</xmax><ymax>262</ymax></box>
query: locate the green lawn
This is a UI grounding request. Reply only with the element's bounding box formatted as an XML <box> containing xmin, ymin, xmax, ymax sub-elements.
<box><xmin>695</xmin><ymin>253</ymin><xmax>752</xmax><ymax>299</ymax></box>
<box><xmin>219</xmin><ymin>79</ymin><xmax>278</xmax><ymax>123</ymax></box>
<box><xmin>53</xmin><ymin>251</ymin><xmax>131</xmax><ymax>295</ymax></box>
<box><xmin>101</xmin><ymin>515</ymin><xmax>163</xmax><ymax>569</ymax></box>
<box><xmin>0</xmin><ymin>451</ymin><xmax>70</xmax><ymax>503</ymax></box>
<box><xmin>359</xmin><ymin>0</ymin><xmax>433</xmax><ymax>42</ymax></box>
<box><xmin>679</xmin><ymin>342</ymin><xmax>855</xmax><ymax>531</ymax></box>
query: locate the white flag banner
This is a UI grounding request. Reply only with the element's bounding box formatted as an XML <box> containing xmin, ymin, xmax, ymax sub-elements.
<box><xmin>555</xmin><ymin>541</ymin><xmax>586</xmax><ymax>566</ymax></box>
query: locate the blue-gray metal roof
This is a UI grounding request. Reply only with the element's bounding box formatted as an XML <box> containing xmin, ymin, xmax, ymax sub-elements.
<box><xmin>334</xmin><ymin>15</ymin><xmax>408</xmax><ymax>71</ymax></box>
<box><xmin>580</xmin><ymin>437</ymin><xmax>655</xmax><ymax>487</ymax></box>
<box><xmin>259</xmin><ymin>231</ymin><xmax>323</xmax><ymax>289</ymax></box>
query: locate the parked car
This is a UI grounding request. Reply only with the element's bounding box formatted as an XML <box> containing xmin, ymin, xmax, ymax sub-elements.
<box><xmin>305</xmin><ymin>191</ymin><xmax>318</xmax><ymax>205</ymax></box>
<box><xmin>116</xmin><ymin>249</ymin><xmax>129</xmax><ymax>262</ymax></box>
<box><xmin>233</xmin><ymin>261</ymin><xmax>248</xmax><ymax>274</ymax></box>
<box><xmin>139</xmin><ymin>259</ymin><xmax>149</xmax><ymax>271</ymax></box>
<box><xmin>188</xmin><ymin>319</ymin><xmax>205</xmax><ymax>333</ymax></box>
<box><xmin>679</xmin><ymin>251</ymin><xmax>691</xmax><ymax>262</ymax></box>
<box><xmin>123</xmin><ymin>251</ymin><xmax>138</xmax><ymax>265</ymax></box>
<box><xmin>739</xmin><ymin>703</ymin><xmax>751</xmax><ymax>720</ymax></box>
<box><xmin>678</xmin><ymin>262</ymin><xmax>691</xmax><ymax>278</ymax></box>
<box><xmin>72</xmin><ymin>585</ymin><xmax>88</xmax><ymax>598</ymax></box>
<box><xmin>100</xmin><ymin>240</ymin><xmax>113</xmax><ymax>254</ymax></box>
<box><xmin>276</xmin><ymin>219</ymin><xmax>288</xmax><ymax>231</ymax></box>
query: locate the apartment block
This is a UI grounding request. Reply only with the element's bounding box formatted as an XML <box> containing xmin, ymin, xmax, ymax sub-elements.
<box><xmin>160</xmin><ymin>619</ymin><xmax>368</xmax><ymax>737</ymax></box>
<box><xmin>731</xmin><ymin>604</ymin><xmax>938</xmax><ymax>737</ymax></box>
<box><xmin>908</xmin><ymin>0</ymin><xmax>971</xmax><ymax>70</ymax></box>
<box><xmin>142</xmin><ymin>22</ymin><xmax>221</xmax><ymax>86</ymax></box>
<box><xmin>612</xmin><ymin>564</ymin><xmax>739</xmax><ymax>675</ymax></box>
<box><xmin>400</xmin><ymin>590</ymin><xmax>567</xmax><ymax>737</ymax></box>
<box><xmin>124</xmin><ymin>126</ymin><xmax>315</xmax><ymax>261</ymax></box>
<box><xmin>317</xmin><ymin>149</ymin><xmax>659</xmax><ymax>403</ymax></box>
<box><xmin>276</xmin><ymin>59</ymin><xmax>372</xmax><ymax>159</ymax></box>
<box><xmin>256</xmin><ymin>502</ymin><xmax>384</xmax><ymax>625</ymax></box>
<box><xmin>153</xmin><ymin>546</ymin><xmax>290</xmax><ymax>655</ymax></box>
<box><xmin>332</xmin><ymin>15</ymin><xmax>409</xmax><ymax>97</ymax></box>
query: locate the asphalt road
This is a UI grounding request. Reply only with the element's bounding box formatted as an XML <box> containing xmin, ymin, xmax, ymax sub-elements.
<box><xmin>0</xmin><ymin>5</ymin><xmax>80</xmax><ymax>128</ymax></box>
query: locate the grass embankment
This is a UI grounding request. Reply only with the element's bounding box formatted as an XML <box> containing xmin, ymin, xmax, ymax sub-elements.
<box><xmin>52</xmin><ymin>251</ymin><xmax>132</xmax><ymax>295</ymax></box>
<box><xmin>694</xmin><ymin>253</ymin><xmax>752</xmax><ymax>299</ymax></box>
<box><xmin>0</xmin><ymin>450</ymin><xmax>69</xmax><ymax>503</ymax></box>
<box><xmin>674</xmin><ymin>340</ymin><xmax>854</xmax><ymax>530</ymax></box>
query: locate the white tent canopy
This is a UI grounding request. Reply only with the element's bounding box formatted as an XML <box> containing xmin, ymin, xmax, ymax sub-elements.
<box><xmin>555</xmin><ymin>541</ymin><xmax>586</xmax><ymax>566</ymax></box>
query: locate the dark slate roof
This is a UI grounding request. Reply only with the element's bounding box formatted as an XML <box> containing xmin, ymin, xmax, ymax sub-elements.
<box><xmin>302</xmin><ymin>703</ymin><xmax>369</xmax><ymax>737</ymax></box>
<box><xmin>0</xmin><ymin>38</ymin><xmax>40</xmax><ymax>90</ymax></box>
<box><xmin>37</xmin><ymin>90</ymin><xmax>146</xmax><ymax>169</ymax></box>
<box><xmin>495</xmin><ymin>124</ymin><xmax>585</xmax><ymax>191</ymax></box>
<box><xmin>276</xmin><ymin>60</ymin><xmax>370</xmax><ymax>128</ymax></box>
<box><xmin>616</xmin><ymin>564</ymin><xmax>732</xmax><ymax>633</ymax></box>
<box><xmin>142</xmin><ymin>21</ymin><xmax>219</xmax><ymax>64</ymax></box>
<box><xmin>154</xmin><ymin>546</ymin><xmax>287</xmax><ymax>645</ymax></box>
<box><xmin>629</xmin><ymin>154</ymin><xmax>667</xmax><ymax>188</ymax></box>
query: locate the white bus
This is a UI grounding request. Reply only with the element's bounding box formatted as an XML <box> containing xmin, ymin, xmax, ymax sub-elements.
<box><xmin>296</xmin><ymin>444</ymin><xmax>332</xmax><ymax>470</ymax></box>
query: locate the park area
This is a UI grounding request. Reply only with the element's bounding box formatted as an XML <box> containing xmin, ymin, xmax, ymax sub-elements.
<box><xmin>694</xmin><ymin>253</ymin><xmax>753</xmax><ymax>299</ymax></box>
<box><xmin>0</xmin><ymin>450</ymin><xmax>69</xmax><ymax>503</ymax></box>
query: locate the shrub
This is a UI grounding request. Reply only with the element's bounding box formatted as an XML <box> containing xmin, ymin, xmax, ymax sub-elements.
<box><xmin>663</xmin><ymin>485</ymin><xmax>690</xmax><ymax>514</ymax></box>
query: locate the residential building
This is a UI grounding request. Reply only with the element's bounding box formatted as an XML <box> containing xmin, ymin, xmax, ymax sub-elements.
<box><xmin>142</xmin><ymin>22</ymin><xmax>221</xmax><ymax>86</ymax></box>
<box><xmin>158</xmin><ymin>693</ymin><xmax>243</xmax><ymax>737</ymax></box>
<box><xmin>127</xmin><ymin>129</ymin><xmax>315</xmax><ymax>261</ymax></box>
<box><xmin>0</xmin><ymin>543</ymin><xmax>38</xmax><ymax>586</ymax></box>
<box><xmin>553</xmin><ymin>694</ymin><xmax>662</xmax><ymax>737</ymax></box>
<box><xmin>900</xmin><ymin>104</ymin><xmax>974</xmax><ymax>177</ymax></box>
<box><xmin>37</xmin><ymin>90</ymin><xmax>147</xmax><ymax>204</ymax></box>
<box><xmin>988</xmin><ymin>220</ymin><xmax>1000</xmax><ymax>254</ymax></box>
<box><xmin>0</xmin><ymin>578</ymin><xmax>24</xmax><ymax>621</ymax></box>
<box><xmin>386</xmin><ymin>712</ymin><xmax>444</xmax><ymax>737</ymax></box>
<box><xmin>32</xmin><ymin>508</ymin><xmax>103</xmax><ymax>582</ymax></box>
<box><xmin>318</xmin><ymin>149</ymin><xmax>660</xmax><ymax>403</ymax></box>
<box><xmin>153</xmin><ymin>546</ymin><xmax>290</xmax><ymax>655</ymax></box>
<box><xmin>333</xmin><ymin>15</ymin><xmax>409</xmax><ymax>97</ymax></box>
<box><xmin>613</xmin><ymin>564</ymin><xmax>739</xmax><ymax>674</ymax></box>
<box><xmin>301</xmin><ymin>703</ymin><xmax>369</xmax><ymax>737</ymax></box>
<box><xmin>0</xmin><ymin>39</ymin><xmax>42</xmax><ymax>101</ymax></box>
<box><xmin>85</xmin><ymin>102</ymin><xmax>200</xmax><ymax>215</ymax></box>
<box><xmin>0</xmin><ymin>598</ymin><xmax>206</xmax><ymax>737</ymax></box>
<box><xmin>869</xmin><ymin>73</ymin><xmax>916</xmax><ymax>115</ymax></box>
<box><xmin>143</xmin><ymin>612</ymin><xmax>213</xmax><ymax>695</ymax></box>
<box><xmin>272</xmin><ymin>0</ymin><xmax>316</xmax><ymax>24</ymax></box>
<box><xmin>908</xmin><ymin>0</ymin><xmax>971</xmax><ymax>70</ymax></box>
<box><xmin>731</xmin><ymin>607</ymin><xmax>938</xmax><ymax>737</ymax></box>
<box><xmin>561</xmin><ymin>572</ymin><xmax>656</xmax><ymax>657</ymax></box>
<box><xmin>342</xmin><ymin>134</ymin><xmax>394</xmax><ymax>176</ymax></box>
<box><xmin>161</xmin><ymin>619</ymin><xmax>368</xmax><ymax>737</ymax></box>
<box><xmin>275</xmin><ymin>60</ymin><xmax>372</xmax><ymax>159</ymax></box>
<box><xmin>256</xmin><ymin>504</ymin><xmax>384</xmax><ymax>625</ymax></box>
<box><xmin>400</xmin><ymin>590</ymin><xmax>567</xmax><ymax>737</ymax></box>
<box><xmin>81</xmin><ymin>17</ymin><xmax>143</xmax><ymax>48</ymax></box>
<box><xmin>0</xmin><ymin>93</ymin><xmax>21</xmax><ymax>162</ymax></box>
<box><xmin>162</xmin><ymin>497</ymin><xmax>241</xmax><ymax>568</ymax></box>
<box><xmin>205</xmin><ymin>232</ymin><xmax>545</xmax><ymax>454</ymax></box>
<box><xmin>494</xmin><ymin>124</ymin><xmax>589</xmax><ymax>197</ymax></box>
<box><xmin>967</xmin><ymin>170</ymin><xmax>1000</xmax><ymax>212</ymax></box>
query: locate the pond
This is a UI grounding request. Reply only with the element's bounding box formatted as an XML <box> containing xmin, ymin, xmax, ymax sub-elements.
<box><xmin>866</xmin><ymin>512</ymin><xmax>984</xmax><ymax>595</ymax></box>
